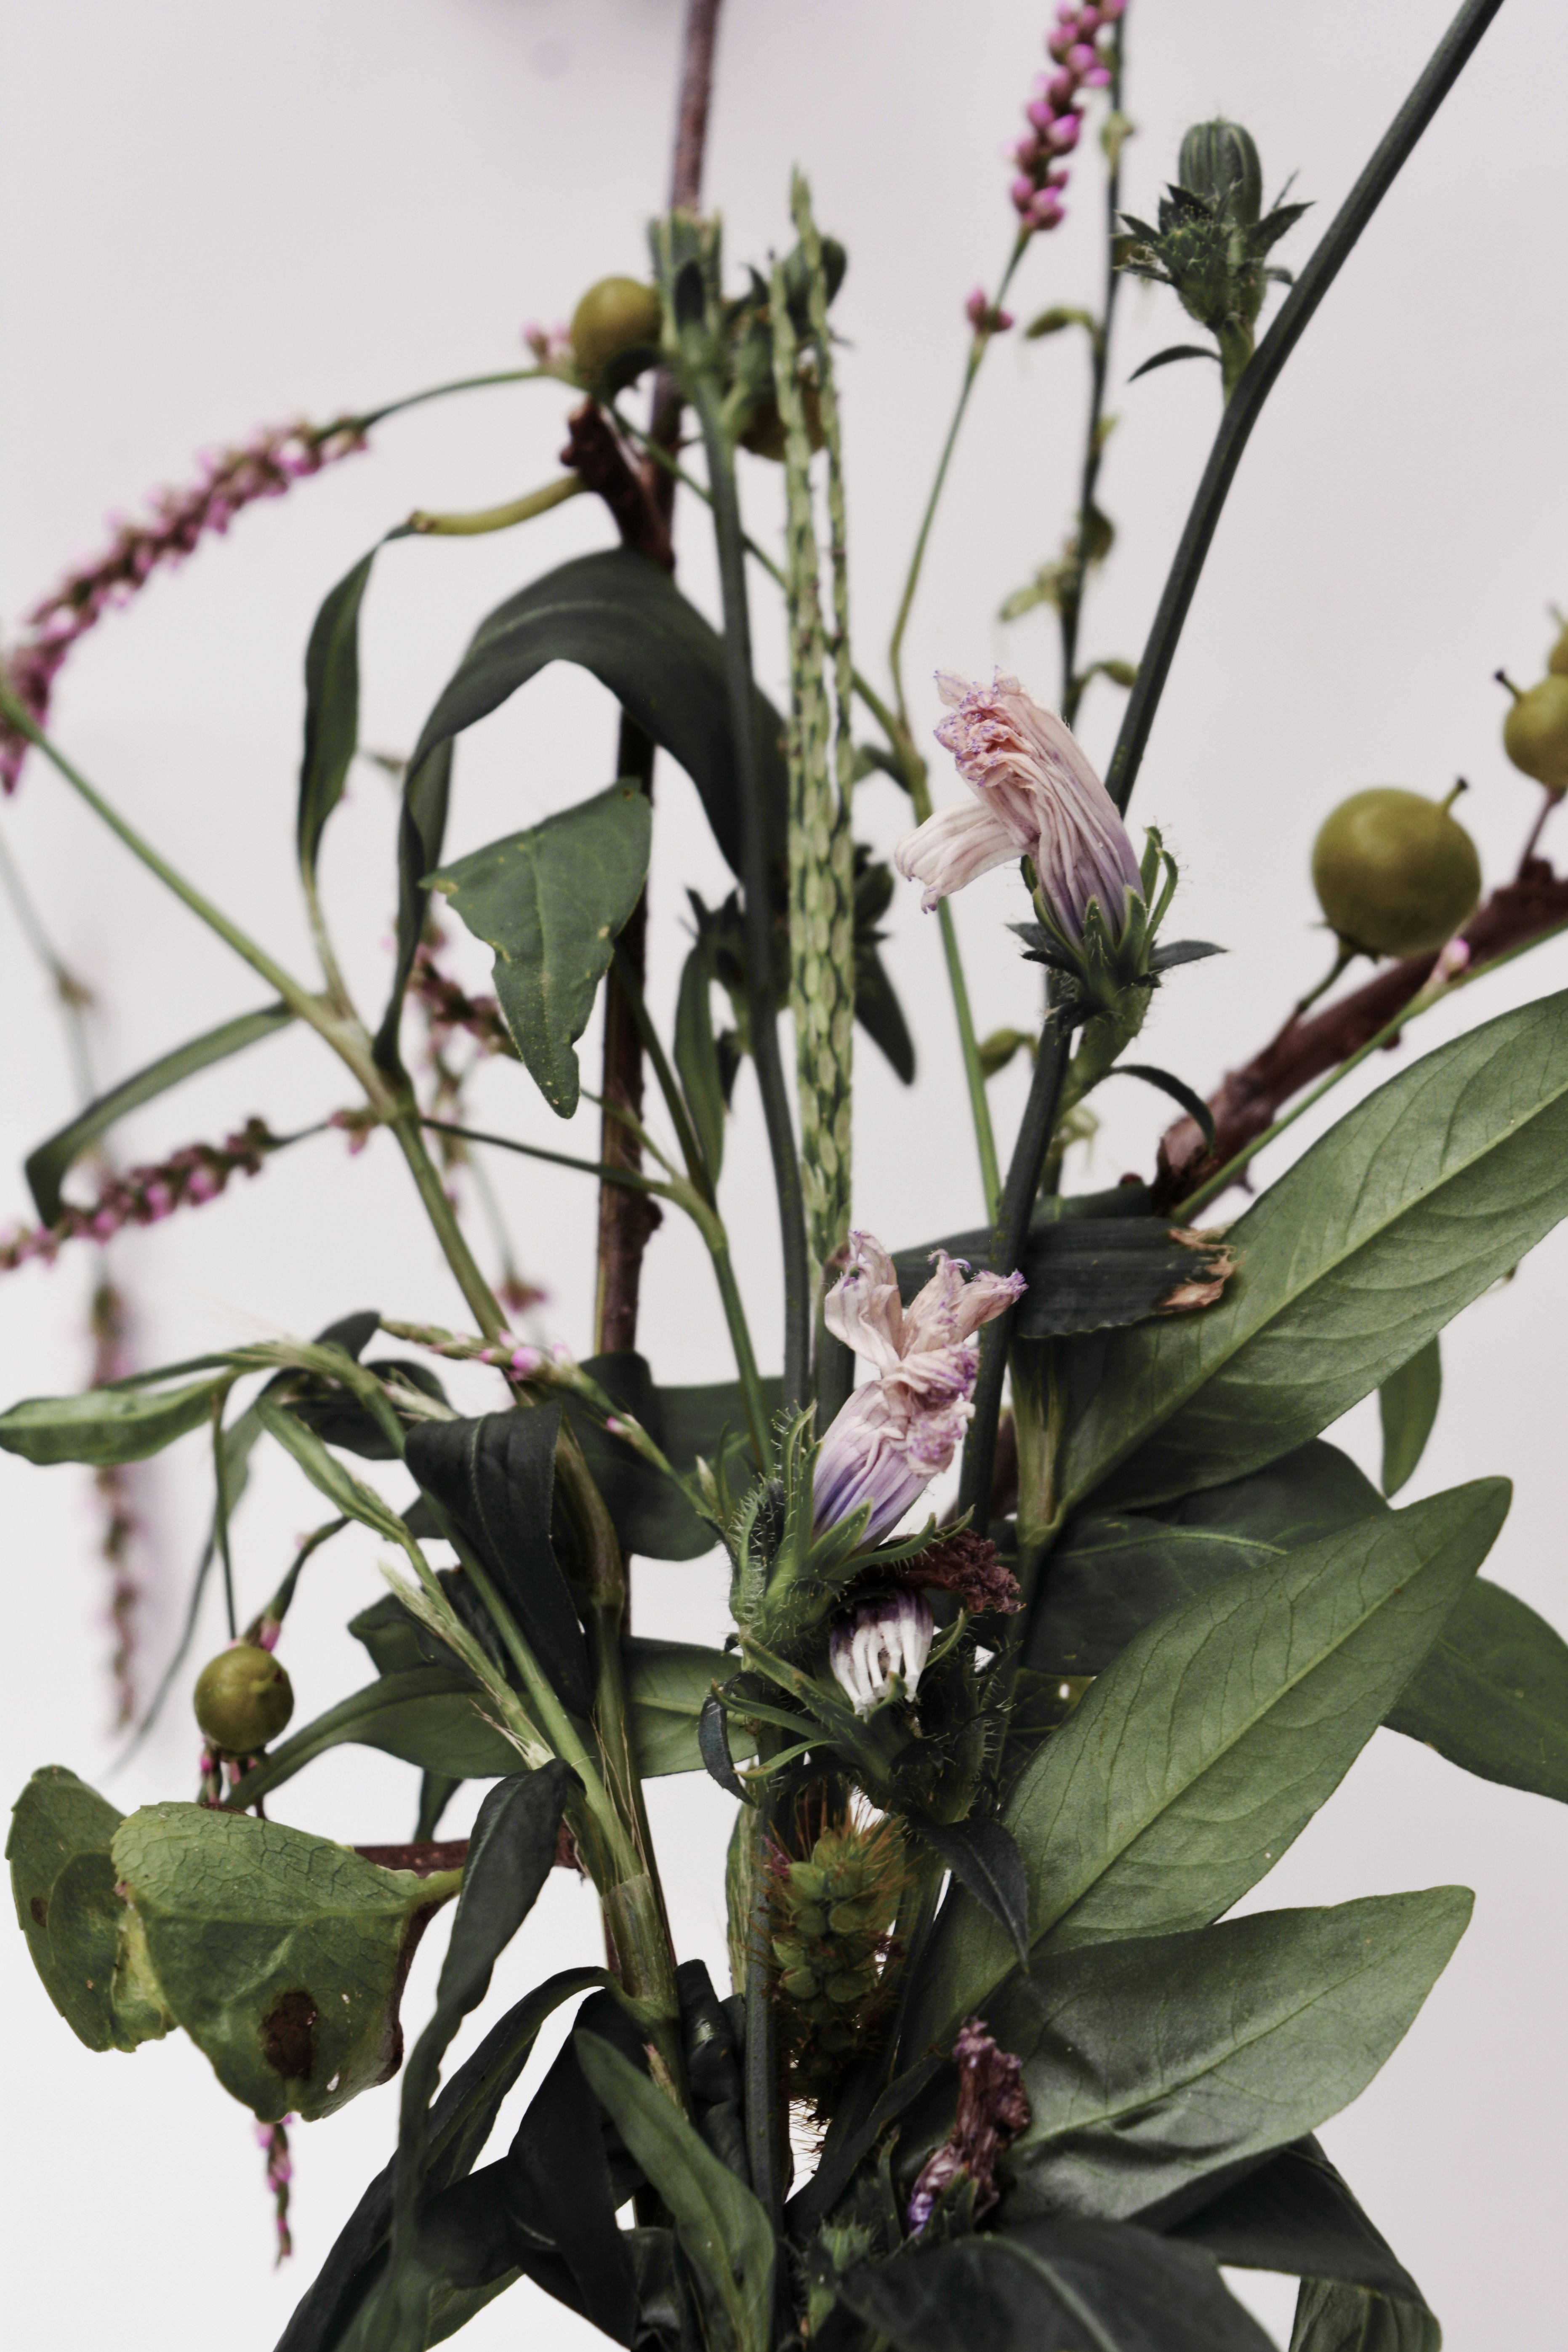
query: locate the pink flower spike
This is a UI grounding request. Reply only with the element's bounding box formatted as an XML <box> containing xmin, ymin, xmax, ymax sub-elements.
<box><xmin>1066</xmin><ymin>42</ymin><xmax>1099</xmax><ymax>73</ymax></box>
<box><xmin>508</xmin><ymin>1345</ymin><xmax>543</xmax><ymax>1377</ymax></box>
<box><xmin>1083</xmin><ymin>63</ymin><xmax>1112</xmax><ymax>87</ymax></box>
<box><xmin>1048</xmin><ymin>112</ymin><xmax>1082</xmax><ymax>153</ymax></box>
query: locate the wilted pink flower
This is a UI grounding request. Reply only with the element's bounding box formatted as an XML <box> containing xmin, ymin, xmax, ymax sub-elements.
<box><xmin>896</xmin><ymin>670</ymin><xmax>1142</xmax><ymax>942</ymax></box>
<box><xmin>831</xmin><ymin>1590</ymin><xmax>935</xmax><ymax>1716</ymax></box>
<box><xmin>812</xmin><ymin>1234</ymin><xmax>1025</xmax><ymax>1544</ymax></box>
<box><xmin>965</xmin><ymin>288</ymin><xmax>1015</xmax><ymax>338</ymax></box>
<box><xmin>907</xmin><ymin>2016</ymin><xmax>1030</xmax><ymax>2234</ymax></box>
<box><xmin>0</xmin><ymin>420</ymin><xmax>364</xmax><ymax>791</ymax></box>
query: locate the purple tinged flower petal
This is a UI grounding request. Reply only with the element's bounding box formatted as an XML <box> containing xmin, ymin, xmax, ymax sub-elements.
<box><xmin>829</xmin><ymin>1591</ymin><xmax>934</xmax><ymax>1716</ymax></box>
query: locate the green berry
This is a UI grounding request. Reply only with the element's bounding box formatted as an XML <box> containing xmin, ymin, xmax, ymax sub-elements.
<box><xmin>827</xmin><ymin>1897</ymin><xmax>882</xmax><ymax>1935</ymax></box>
<box><xmin>780</xmin><ymin>1966</ymin><xmax>820</xmax><ymax>2002</ymax></box>
<box><xmin>825</xmin><ymin>1968</ymin><xmax>874</xmax><ymax>2006</ymax></box>
<box><xmin>792</xmin><ymin>1905</ymin><xmax>828</xmax><ymax>1939</ymax></box>
<box><xmin>194</xmin><ymin>1644</ymin><xmax>294</xmax><ymax>1754</ymax></box>
<box><xmin>1311</xmin><ymin>788</ymin><xmax>1482</xmax><ymax>959</ymax></box>
<box><xmin>788</xmin><ymin>1862</ymin><xmax>827</xmax><ymax>1901</ymax></box>
<box><xmin>568</xmin><ymin>277</ymin><xmax>663</xmax><ymax>389</ymax></box>
<box><xmin>1503</xmin><ymin>675</ymin><xmax>1568</xmax><ymax>793</ymax></box>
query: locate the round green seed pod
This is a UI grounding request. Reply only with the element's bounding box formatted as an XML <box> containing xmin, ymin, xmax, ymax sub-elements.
<box><xmin>568</xmin><ymin>277</ymin><xmax>663</xmax><ymax>389</ymax></box>
<box><xmin>780</xmin><ymin>1966</ymin><xmax>820</xmax><ymax>2002</ymax></box>
<box><xmin>1311</xmin><ymin>788</ymin><xmax>1482</xmax><ymax>959</ymax></box>
<box><xmin>1503</xmin><ymin>675</ymin><xmax>1568</xmax><ymax>793</ymax></box>
<box><xmin>1547</xmin><ymin>621</ymin><xmax>1568</xmax><ymax>679</ymax></box>
<box><xmin>194</xmin><ymin>1643</ymin><xmax>294</xmax><ymax>1754</ymax></box>
<box><xmin>792</xmin><ymin>1905</ymin><xmax>828</xmax><ymax>1939</ymax></box>
<box><xmin>788</xmin><ymin>1862</ymin><xmax>828</xmax><ymax>1901</ymax></box>
<box><xmin>828</xmin><ymin>1897</ymin><xmax>882</xmax><ymax>1935</ymax></box>
<box><xmin>825</xmin><ymin>1967</ymin><xmax>876</xmax><ymax>2006</ymax></box>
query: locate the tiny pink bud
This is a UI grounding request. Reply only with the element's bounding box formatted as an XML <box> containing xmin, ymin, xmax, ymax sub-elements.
<box><xmin>1025</xmin><ymin>98</ymin><xmax>1056</xmax><ymax>131</ymax></box>
<box><xmin>1048</xmin><ymin>111</ymin><xmax>1082</xmax><ymax>153</ymax></box>
<box><xmin>1083</xmin><ymin>62</ymin><xmax>1111</xmax><ymax>86</ymax></box>
<box><xmin>965</xmin><ymin>286</ymin><xmax>989</xmax><ymax>327</ymax></box>
<box><xmin>1030</xmin><ymin>192</ymin><xmax>1066</xmax><ymax>229</ymax></box>
<box><xmin>1047</xmin><ymin>69</ymin><xmax>1076</xmax><ymax>105</ymax></box>
<box><xmin>508</xmin><ymin>1345</ymin><xmax>543</xmax><ymax>1377</ymax></box>
<box><xmin>1066</xmin><ymin>42</ymin><xmax>1097</xmax><ymax>73</ymax></box>
<box><xmin>1046</xmin><ymin>28</ymin><xmax>1073</xmax><ymax>61</ymax></box>
<box><xmin>1011</xmin><ymin>176</ymin><xmax>1039</xmax><ymax>213</ymax></box>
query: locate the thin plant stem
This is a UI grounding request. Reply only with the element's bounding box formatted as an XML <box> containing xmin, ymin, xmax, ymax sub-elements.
<box><xmin>345</xmin><ymin>366</ymin><xmax>546</xmax><ymax>436</ymax></box>
<box><xmin>0</xmin><ymin>819</ymin><xmax>98</xmax><ymax>1103</ymax></box>
<box><xmin>1059</xmin><ymin>19</ymin><xmax>1128</xmax><ymax>730</ymax></box>
<box><xmin>406</xmin><ymin>475</ymin><xmax>586</xmax><ymax>535</ymax></box>
<box><xmin>1173</xmin><ymin>914</ymin><xmax>1568</xmax><ymax>1223</ymax></box>
<box><xmin>1106</xmin><ymin>0</ymin><xmax>1508</xmax><ymax>817</ymax></box>
<box><xmin>210</xmin><ymin>1391</ymin><xmax>238</xmax><ymax>1640</ymax></box>
<box><xmin>688</xmin><ymin>378</ymin><xmax>812</xmax><ymax>1408</ymax></box>
<box><xmin>1518</xmin><ymin>788</ymin><xmax>1560</xmax><ymax>876</ymax></box>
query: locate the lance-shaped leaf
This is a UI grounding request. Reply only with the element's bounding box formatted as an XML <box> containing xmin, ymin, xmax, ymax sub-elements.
<box><xmin>430</xmin><ymin>781</ymin><xmax>651</xmax><ymax>1117</ymax></box>
<box><xmin>24</xmin><ymin>1002</ymin><xmax>294</xmax><ymax>1224</ymax></box>
<box><xmin>993</xmin><ymin>1890</ymin><xmax>1470</xmax><ymax>2227</ymax></box>
<box><xmin>111</xmin><ymin>1803</ymin><xmax>461</xmax><ymax>2121</ymax></box>
<box><xmin>1290</xmin><ymin>2275</ymin><xmax>1440</xmax><ymax>2352</ymax></box>
<box><xmin>275</xmin><ymin>1966</ymin><xmax>611</xmax><ymax>2352</ymax></box>
<box><xmin>376</xmin><ymin>735</ymin><xmax>453</xmax><ymax>1071</ymax></box>
<box><xmin>1388</xmin><ymin>1574</ymin><xmax>1568</xmax><ymax>1805</ymax></box>
<box><xmin>298</xmin><ymin>547</ymin><xmax>378</xmax><ymax>880</ymax></box>
<box><xmin>405</xmin><ymin>1405</ymin><xmax>592</xmax><ymax>1719</ymax></box>
<box><xmin>256</xmin><ymin>1395</ymin><xmax>410</xmax><ymax>1541</ymax></box>
<box><xmin>903</xmin><ymin>1481</ymin><xmax>1507</xmax><ymax>2055</ymax></box>
<box><xmin>1379</xmin><ymin>1336</ymin><xmax>1441</xmax><ymax>1499</ymax></box>
<box><xmin>1170</xmin><ymin>2136</ymin><xmax>1431</xmax><ymax>2313</ymax></box>
<box><xmin>212</xmin><ymin>1670</ymin><xmax>524</xmax><ymax>1811</ymax></box>
<box><xmin>0</xmin><ymin>1370</ymin><xmax>230</xmax><ymax>1466</ymax></box>
<box><xmin>576</xmin><ymin>2030</ymin><xmax>777</xmax><ymax>2352</ymax></box>
<box><xmin>904</xmin><ymin>1809</ymin><xmax>1030</xmax><ymax>1966</ymax></box>
<box><xmin>560</xmin><ymin>1354</ymin><xmax>780</xmax><ymax>1561</ymax></box>
<box><xmin>1054</xmin><ymin>988</ymin><xmax>1568</xmax><ymax>1513</ymax></box>
<box><xmin>839</xmin><ymin>2219</ymin><xmax>1275</xmax><ymax>2352</ymax></box>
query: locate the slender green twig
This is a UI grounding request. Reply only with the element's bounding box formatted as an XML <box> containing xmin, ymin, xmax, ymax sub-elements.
<box><xmin>1106</xmin><ymin>0</ymin><xmax>1508</xmax><ymax>817</ymax></box>
<box><xmin>1059</xmin><ymin>19</ymin><xmax>1129</xmax><ymax>729</ymax></box>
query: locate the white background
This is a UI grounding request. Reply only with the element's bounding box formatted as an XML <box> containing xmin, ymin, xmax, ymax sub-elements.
<box><xmin>3</xmin><ymin>2</ymin><xmax>1568</xmax><ymax>2344</ymax></box>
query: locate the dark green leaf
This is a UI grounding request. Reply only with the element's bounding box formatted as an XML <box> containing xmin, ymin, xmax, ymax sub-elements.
<box><xmin>699</xmin><ymin>1687</ymin><xmax>748</xmax><ymax>1799</ymax></box>
<box><xmin>1114</xmin><ymin>1064</ymin><xmax>1217</xmax><ymax>1153</ymax></box>
<box><xmin>576</xmin><ymin>2030</ymin><xmax>776</xmax><ymax>2352</ymax></box>
<box><xmin>216</xmin><ymin>1671</ymin><xmax>522</xmax><ymax>1811</ymax></box>
<box><xmin>1171</xmin><ymin>2136</ymin><xmax>1427</xmax><ymax>2309</ymax></box>
<box><xmin>904</xmin><ymin>1809</ymin><xmax>1029</xmax><ymax>1966</ymax></box>
<box><xmin>256</xmin><ymin>1395</ymin><xmax>409</xmax><ymax>1539</ymax></box>
<box><xmin>1057</xmin><ymin>989</ymin><xmax>1568</xmax><ymax>1513</ymax></box>
<box><xmin>405</xmin><ymin>1405</ymin><xmax>593</xmax><ymax>1719</ymax></box>
<box><xmin>1388</xmin><ymin>1574</ymin><xmax>1568</xmax><ymax>1803</ymax></box>
<box><xmin>429</xmin><ymin>781</ymin><xmax>652</xmax><ymax>1118</ymax></box>
<box><xmin>508</xmin><ymin>2036</ymin><xmax>638</xmax><ymax>2341</ymax></box>
<box><xmin>7</xmin><ymin>1766</ymin><xmax>149</xmax><ymax>2053</ymax></box>
<box><xmin>112</xmin><ymin>1803</ymin><xmax>459</xmax><ymax>2120</ymax></box>
<box><xmin>0</xmin><ymin>1371</ymin><xmax>229</xmax><ymax>1466</ymax></box>
<box><xmin>676</xmin><ymin>936</ymin><xmax>729</xmax><ymax>1178</ymax></box>
<box><xmin>298</xmin><ymin>548</ymin><xmax>378</xmax><ymax>880</ymax></box>
<box><xmin>1127</xmin><ymin>343</ymin><xmax>1222</xmax><ymax>381</ymax></box>
<box><xmin>287</xmin><ymin>1357</ymin><xmax>449</xmax><ymax>1460</ymax></box>
<box><xmin>375</xmin><ymin>735</ymin><xmax>453</xmax><ymax>1072</ymax></box>
<box><xmin>1027</xmin><ymin>1440</ymin><xmax>1384</xmax><ymax>1678</ymax></box>
<box><xmin>1379</xmin><ymin>1337</ymin><xmax>1441</xmax><ymax>1498</ymax></box>
<box><xmin>1291</xmin><ymin>2276</ymin><xmax>1440</xmax><ymax>2352</ymax></box>
<box><xmin>560</xmin><ymin>1355</ymin><xmax>775</xmax><ymax>1561</ymax></box>
<box><xmin>24</xmin><ymin>1003</ymin><xmax>294</xmax><ymax>1225</ymax></box>
<box><xmin>994</xmin><ymin>1890</ymin><xmax>1470</xmax><ymax>2226</ymax></box>
<box><xmin>1147</xmin><ymin>939</ymin><xmax>1225</xmax><ymax>974</ymax></box>
<box><xmin>892</xmin><ymin>1215</ymin><xmax>1231</xmax><ymax>1340</ymax></box>
<box><xmin>904</xmin><ymin>1481</ymin><xmax>1507</xmax><ymax>2054</ymax></box>
<box><xmin>840</xmin><ymin>2219</ymin><xmax>1274</xmax><ymax>2352</ymax></box>
<box><xmin>274</xmin><ymin>1966</ymin><xmax>610</xmax><ymax>2352</ymax></box>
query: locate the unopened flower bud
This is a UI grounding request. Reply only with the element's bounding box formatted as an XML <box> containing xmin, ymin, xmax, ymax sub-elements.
<box><xmin>1179</xmin><ymin>117</ymin><xmax>1264</xmax><ymax>226</ymax></box>
<box><xmin>830</xmin><ymin>1591</ymin><xmax>934</xmax><ymax>1717</ymax></box>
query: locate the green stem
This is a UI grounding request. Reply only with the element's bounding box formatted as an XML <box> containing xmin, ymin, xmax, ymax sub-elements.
<box><xmin>407</xmin><ymin>474</ymin><xmax>586</xmax><ymax>536</ymax></box>
<box><xmin>390</xmin><ymin>1112</ymin><xmax>508</xmax><ymax>1340</ymax></box>
<box><xmin>707</xmin><ymin>1238</ymin><xmax>773</xmax><ymax>1468</ymax></box>
<box><xmin>688</xmin><ymin>378</ymin><xmax>812</xmax><ymax>1409</ymax></box>
<box><xmin>345</xmin><ymin>366</ymin><xmax>546</xmax><ymax>435</ymax></box>
<box><xmin>1173</xmin><ymin>915</ymin><xmax>1568</xmax><ymax>1222</ymax></box>
<box><xmin>1059</xmin><ymin>22</ymin><xmax>1128</xmax><ymax>729</ymax></box>
<box><xmin>210</xmin><ymin>1390</ymin><xmax>238</xmax><ymax>1639</ymax></box>
<box><xmin>1106</xmin><ymin>0</ymin><xmax>1507</xmax><ymax>817</ymax></box>
<box><xmin>906</xmin><ymin>761</ymin><xmax>1003</xmax><ymax>1219</ymax></box>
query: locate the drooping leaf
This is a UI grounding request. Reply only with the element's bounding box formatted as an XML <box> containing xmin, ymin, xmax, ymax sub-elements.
<box><xmin>1055</xmin><ymin>988</ymin><xmax>1568</xmax><ymax>1513</ymax></box>
<box><xmin>1113</xmin><ymin>1063</ymin><xmax>1217</xmax><ymax>1152</ymax></box>
<box><xmin>6</xmin><ymin>1766</ymin><xmax>167</xmax><ymax>2054</ymax></box>
<box><xmin>24</xmin><ymin>1002</ymin><xmax>294</xmax><ymax>1224</ymax></box>
<box><xmin>274</xmin><ymin>1966</ymin><xmax>611</xmax><ymax>2352</ymax></box>
<box><xmin>298</xmin><ymin>547</ymin><xmax>378</xmax><ymax>881</ymax></box>
<box><xmin>429</xmin><ymin>781</ymin><xmax>652</xmax><ymax>1118</ymax></box>
<box><xmin>285</xmin><ymin>1356</ymin><xmax>449</xmax><ymax>1460</ymax></box>
<box><xmin>1127</xmin><ymin>342</ymin><xmax>1224</xmax><ymax>381</ymax></box>
<box><xmin>1387</xmin><ymin>1574</ymin><xmax>1568</xmax><ymax>1804</ymax></box>
<box><xmin>1171</xmin><ymin>2136</ymin><xmax>1429</xmax><ymax>2311</ymax></box>
<box><xmin>577</xmin><ymin>2030</ymin><xmax>776</xmax><ymax>2352</ymax></box>
<box><xmin>839</xmin><ymin>2219</ymin><xmax>1274</xmax><ymax>2352</ymax></box>
<box><xmin>904</xmin><ymin>1809</ymin><xmax>1030</xmax><ymax>1966</ymax></box>
<box><xmin>376</xmin><ymin>735</ymin><xmax>453</xmax><ymax>1071</ymax></box>
<box><xmin>256</xmin><ymin>1394</ymin><xmax>410</xmax><ymax>1541</ymax></box>
<box><xmin>405</xmin><ymin>1405</ymin><xmax>593</xmax><ymax>1718</ymax></box>
<box><xmin>1290</xmin><ymin>2275</ymin><xmax>1441</xmax><ymax>2352</ymax></box>
<box><xmin>993</xmin><ymin>1890</ymin><xmax>1470</xmax><ymax>2227</ymax></box>
<box><xmin>111</xmin><ymin>1803</ymin><xmax>461</xmax><ymax>2121</ymax></box>
<box><xmin>1379</xmin><ymin>1336</ymin><xmax>1441</xmax><ymax>1498</ymax></box>
<box><xmin>0</xmin><ymin>1370</ymin><xmax>230</xmax><ymax>1466</ymax></box>
<box><xmin>507</xmin><ymin>2033</ymin><xmax>639</xmax><ymax>2341</ymax></box>
<box><xmin>903</xmin><ymin>1481</ymin><xmax>1507</xmax><ymax>2055</ymax></box>
<box><xmin>676</xmin><ymin>935</ymin><xmax>729</xmax><ymax>1179</ymax></box>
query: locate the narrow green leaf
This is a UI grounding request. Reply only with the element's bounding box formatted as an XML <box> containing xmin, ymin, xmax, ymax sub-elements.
<box><xmin>676</xmin><ymin>935</ymin><xmax>728</xmax><ymax>1179</ymax></box>
<box><xmin>1388</xmin><ymin>1574</ymin><xmax>1568</xmax><ymax>1803</ymax></box>
<box><xmin>631</xmin><ymin>1641</ymin><xmax>745</xmax><ymax>1776</ymax></box>
<box><xmin>215</xmin><ymin>1670</ymin><xmax>523</xmax><ymax>1810</ymax></box>
<box><xmin>255</xmin><ymin>1395</ymin><xmax>409</xmax><ymax>1540</ymax></box>
<box><xmin>1115</xmin><ymin>1063</ymin><xmax>1217</xmax><ymax>1153</ymax></box>
<box><xmin>575</xmin><ymin>2030</ymin><xmax>776</xmax><ymax>2352</ymax></box>
<box><xmin>1379</xmin><ymin>1337</ymin><xmax>1441</xmax><ymax>1498</ymax></box>
<box><xmin>996</xmin><ymin>1890</ymin><xmax>1471</xmax><ymax>2225</ymax></box>
<box><xmin>1291</xmin><ymin>2275</ymin><xmax>1440</xmax><ymax>2352</ymax></box>
<box><xmin>904</xmin><ymin>1809</ymin><xmax>1030</xmax><ymax>1966</ymax></box>
<box><xmin>841</xmin><ymin>2221</ymin><xmax>1274</xmax><ymax>2352</ymax></box>
<box><xmin>298</xmin><ymin>548</ymin><xmax>378</xmax><ymax>879</ymax></box>
<box><xmin>0</xmin><ymin>1372</ymin><xmax>229</xmax><ymax>1466</ymax></box>
<box><xmin>24</xmin><ymin>1003</ymin><xmax>294</xmax><ymax>1225</ymax></box>
<box><xmin>375</xmin><ymin>734</ymin><xmax>453</xmax><ymax>1072</ymax></box>
<box><xmin>1127</xmin><ymin>342</ymin><xmax>1222</xmax><ymax>381</ymax></box>
<box><xmin>1057</xmin><ymin>988</ymin><xmax>1568</xmax><ymax>1513</ymax></box>
<box><xmin>430</xmin><ymin>782</ymin><xmax>651</xmax><ymax>1118</ymax></box>
<box><xmin>905</xmin><ymin>1481</ymin><xmax>1507</xmax><ymax>2053</ymax></box>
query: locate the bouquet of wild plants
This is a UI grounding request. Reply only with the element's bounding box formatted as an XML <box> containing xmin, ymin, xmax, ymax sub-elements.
<box><xmin>7</xmin><ymin>2</ymin><xmax>1565</xmax><ymax>2347</ymax></box>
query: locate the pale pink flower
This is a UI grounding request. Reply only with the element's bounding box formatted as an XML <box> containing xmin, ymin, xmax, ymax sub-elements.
<box><xmin>896</xmin><ymin>670</ymin><xmax>1142</xmax><ymax>941</ymax></box>
<box><xmin>812</xmin><ymin>1233</ymin><xmax>1025</xmax><ymax>1543</ymax></box>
